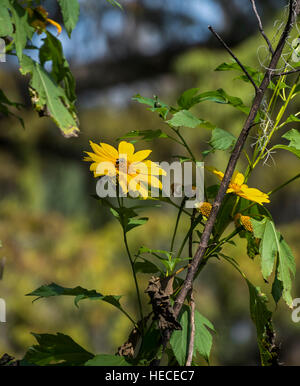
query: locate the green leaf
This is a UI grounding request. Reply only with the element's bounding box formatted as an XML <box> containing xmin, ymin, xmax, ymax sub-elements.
<box><xmin>138</xmin><ymin>246</ymin><xmax>172</xmax><ymax>260</ymax></box>
<box><xmin>167</xmin><ymin>110</ymin><xmax>203</xmax><ymax>128</ymax></box>
<box><xmin>251</xmin><ymin>218</ymin><xmax>296</xmax><ymax>307</ymax></box>
<box><xmin>271</xmin><ymin>129</ymin><xmax>300</xmax><ymax>160</ymax></box>
<box><xmin>251</xmin><ymin>218</ymin><xmax>277</xmax><ymax>279</ymax></box>
<box><xmin>246</xmin><ymin>282</ymin><xmax>275</xmax><ymax>366</ymax></box>
<box><xmin>0</xmin><ymin>89</ymin><xmax>24</xmax><ymax>127</ymax></box>
<box><xmin>170</xmin><ymin>305</ymin><xmax>189</xmax><ymax>366</ymax></box>
<box><xmin>132</xmin><ymin>94</ymin><xmax>170</xmax><ymax>119</ymax></box>
<box><xmin>8</xmin><ymin>0</ymin><xmax>34</xmax><ymax>60</ymax></box>
<box><xmin>134</xmin><ymin>260</ymin><xmax>161</xmax><ymax>274</ymax></box>
<box><xmin>26</xmin><ymin>282</ymin><xmax>123</xmax><ymax>310</ymax></box>
<box><xmin>23</xmin><ymin>333</ymin><xmax>94</xmax><ymax>366</ymax></box>
<box><xmin>118</xmin><ymin>129</ymin><xmax>168</xmax><ymax>142</ymax></box>
<box><xmin>0</xmin><ymin>2</ymin><xmax>13</xmax><ymax>36</ymax></box>
<box><xmin>106</xmin><ymin>0</ymin><xmax>123</xmax><ymax>9</ymax></box>
<box><xmin>177</xmin><ymin>88</ymin><xmax>199</xmax><ymax>109</ymax></box>
<box><xmin>282</xmin><ymin>129</ymin><xmax>300</xmax><ymax>150</ymax></box>
<box><xmin>85</xmin><ymin>354</ymin><xmax>131</xmax><ymax>366</ymax></box>
<box><xmin>19</xmin><ymin>55</ymin><xmax>79</xmax><ymax>138</ymax></box>
<box><xmin>272</xmin><ymin>144</ymin><xmax>300</xmax><ymax>159</ymax></box>
<box><xmin>170</xmin><ymin>305</ymin><xmax>214</xmax><ymax>365</ymax></box>
<box><xmin>209</xmin><ymin>127</ymin><xmax>236</xmax><ymax>151</ymax></box>
<box><xmin>110</xmin><ymin>207</ymin><xmax>148</xmax><ymax>232</ymax></box>
<box><xmin>285</xmin><ymin>114</ymin><xmax>300</xmax><ymax>123</ymax></box>
<box><xmin>39</xmin><ymin>32</ymin><xmax>76</xmax><ymax>103</ymax></box>
<box><xmin>179</xmin><ymin>87</ymin><xmax>250</xmax><ymax>115</ymax></box>
<box><xmin>58</xmin><ymin>0</ymin><xmax>80</xmax><ymax>37</ymax></box>
<box><xmin>215</xmin><ymin>61</ymin><xmax>264</xmax><ymax>86</ymax></box>
<box><xmin>194</xmin><ymin>310</ymin><xmax>215</xmax><ymax>362</ymax></box>
<box><xmin>221</xmin><ymin>254</ymin><xmax>277</xmax><ymax>366</ymax></box>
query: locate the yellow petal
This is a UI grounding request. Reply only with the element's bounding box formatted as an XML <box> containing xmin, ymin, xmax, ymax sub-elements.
<box><xmin>212</xmin><ymin>168</ymin><xmax>224</xmax><ymax>181</ymax></box>
<box><xmin>118</xmin><ymin>141</ymin><xmax>135</xmax><ymax>158</ymax></box>
<box><xmin>238</xmin><ymin>186</ymin><xmax>270</xmax><ymax>205</ymax></box>
<box><xmin>138</xmin><ymin>173</ymin><xmax>162</xmax><ymax>189</ymax></box>
<box><xmin>131</xmin><ymin>149</ymin><xmax>152</xmax><ymax>163</ymax></box>
<box><xmin>231</xmin><ymin>171</ymin><xmax>245</xmax><ymax>186</ymax></box>
<box><xmin>144</xmin><ymin>160</ymin><xmax>167</xmax><ymax>176</ymax></box>
<box><xmin>99</xmin><ymin>143</ymin><xmax>119</xmax><ymax>160</ymax></box>
<box><xmin>85</xmin><ymin>151</ymin><xmax>106</xmax><ymax>162</ymax></box>
<box><xmin>89</xmin><ymin>141</ymin><xmax>111</xmax><ymax>159</ymax></box>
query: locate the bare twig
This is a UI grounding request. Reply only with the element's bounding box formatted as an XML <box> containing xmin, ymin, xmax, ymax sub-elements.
<box><xmin>272</xmin><ymin>68</ymin><xmax>300</xmax><ymax>76</ymax></box>
<box><xmin>208</xmin><ymin>25</ymin><xmax>259</xmax><ymax>93</ymax></box>
<box><xmin>250</xmin><ymin>0</ymin><xmax>274</xmax><ymax>55</ymax></box>
<box><xmin>186</xmin><ymin>292</ymin><xmax>195</xmax><ymax>366</ymax></box>
<box><xmin>189</xmin><ymin>209</ymin><xmax>196</xmax><ymax>260</ymax></box>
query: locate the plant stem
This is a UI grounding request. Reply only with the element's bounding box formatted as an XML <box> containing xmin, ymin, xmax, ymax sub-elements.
<box><xmin>123</xmin><ymin>229</ymin><xmax>144</xmax><ymax>334</ymax></box>
<box><xmin>268</xmin><ymin>173</ymin><xmax>300</xmax><ymax>195</ymax></box>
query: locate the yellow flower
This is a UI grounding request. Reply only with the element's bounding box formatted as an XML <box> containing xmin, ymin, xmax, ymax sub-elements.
<box><xmin>235</xmin><ymin>213</ymin><xmax>253</xmax><ymax>232</ymax></box>
<box><xmin>27</xmin><ymin>6</ymin><xmax>62</xmax><ymax>35</ymax></box>
<box><xmin>211</xmin><ymin>168</ymin><xmax>270</xmax><ymax>205</ymax></box>
<box><xmin>84</xmin><ymin>140</ymin><xmax>166</xmax><ymax>199</ymax></box>
<box><xmin>195</xmin><ymin>202</ymin><xmax>212</xmax><ymax>218</ymax></box>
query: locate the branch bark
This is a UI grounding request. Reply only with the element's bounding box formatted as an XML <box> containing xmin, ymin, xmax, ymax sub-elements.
<box><xmin>185</xmin><ymin>292</ymin><xmax>195</xmax><ymax>366</ymax></box>
<box><xmin>160</xmin><ymin>0</ymin><xmax>299</xmax><ymax>349</ymax></box>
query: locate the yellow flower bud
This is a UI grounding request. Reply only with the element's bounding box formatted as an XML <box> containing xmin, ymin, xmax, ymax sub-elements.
<box><xmin>195</xmin><ymin>202</ymin><xmax>212</xmax><ymax>218</ymax></box>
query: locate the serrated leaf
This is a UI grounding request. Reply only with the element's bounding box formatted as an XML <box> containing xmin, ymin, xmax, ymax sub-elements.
<box><xmin>9</xmin><ymin>0</ymin><xmax>34</xmax><ymax>60</ymax></box>
<box><xmin>58</xmin><ymin>0</ymin><xmax>80</xmax><ymax>37</ymax></box>
<box><xmin>251</xmin><ymin>218</ymin><xmax>296</xmax><ymax>307</ymax></box>
<box><xmin>132</xmin><ymin>94</ymin><xmax>170</xmax><ymax>119</ymax></box>
<box><xmin>167</xmin><ymin>110</ymin><xmax>203</xmax><ymax>128</ymax></box>
<box><xmin>26</xmin><ymin>282</ymin><xmax>123</xmax><ymax>310</ymax></box>
<box><xmin>85</xmin><ymin>354</ymin><xmax>131</xmax><ymax>366</ymax></box>
<box><xmin>23</xmin><ymin>333</ymin><xmax>94</xmax><ymax>366</ymax></box>
<box><xmin>39</xmin><ymin>32</ymin><xmax>76</xmax><ymax>103</ymax></box>
<box><xmin>221</xmin><ymin>254</ymin><xmax>277</xmax><ymax>366</ymax></box>
<box><xmin>215</xmin><ymin>61</ymin><xmax>263</xmax><ymax>86</ymax></box>
<box><xmin>170</xmin><ymin>305</ymin><xmax>214</xmax><ymax>365</ymax></box>
<box><xmin>134</xmin><ymin>260</ymin><xmax>161</xmax><ymax>274</ymax></box>
<box><xmin>170</xmin><ymin>305</ymin><xmax>189</xmax><ymax>365</ymax></box>
<box><xmin>251</xmin><ymin>218</ymin><xmax>277</xmax><ymax>279</ymax></box>
<box><xmin>118</xmin><ymin>129</ymin><xmax>168</xmax><ymax>142</ymax></box>
<box><xmin>194</xmin><ymin>310</ymin><xmax>215</xmax><ymax>362</ymax></box>
<box><xmin>20</xmin><ymin>55</ymin><xmax>79</xmax><ymax>137</ymax></box>
<box><xmin>0</xmin><ymin>1</ymin><xmax>13</xmax><ymax>36</ymax></box>
<box><xmin>246</xmin><ymin>282</ymin><xmax>275</xmax><ymax>366</ymax></box>
<box><xmin>286</xmin><ymin>114</ymin><xmax>300</xmax><ymax>123</ymax></box>
<box><xmin>209</xmin><ymin>127</ymin><xmax>236</xmax><ymax>151</ymax></box>
<box><xmin>177</xmin><ymin>88</ymin><xmax>199</xmax><ymax>109</ymax></box>
<box><xmin>282</xmin><ymin>129</ymin><xmax>300</xmax><ymax>150</ymax></box>
<box><xmin>272</xmin><ymin>144</ymin><xmax>300</xmax><ymax>159</ymax></box>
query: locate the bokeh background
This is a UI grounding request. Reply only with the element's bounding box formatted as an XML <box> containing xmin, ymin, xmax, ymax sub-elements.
<box><xmin>0</xmin><ymin>0</ymin><xmax>299</xmax><ymax>365</ymax></box>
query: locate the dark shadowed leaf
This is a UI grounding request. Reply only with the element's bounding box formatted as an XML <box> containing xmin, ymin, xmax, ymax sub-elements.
<box><xmin>23</xmin><ymin>333</ymin><xmax>94</xmax><ymax>366</ymax></box>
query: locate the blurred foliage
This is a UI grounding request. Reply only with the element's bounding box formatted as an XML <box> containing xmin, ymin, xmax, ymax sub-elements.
<box><xmin>0</xmin><ymin>17</ymin><xmax>299</xmax><ymax>364</ymax></box>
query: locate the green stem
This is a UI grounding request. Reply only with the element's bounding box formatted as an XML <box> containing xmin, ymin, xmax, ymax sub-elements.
<box><xmin>170</xmin><ymin>197</ymin><xmax>187</xmax><ymax>252</ymax></box>
<box><xmin>123</xmin><ymin>230</ymin><xmax>144</xmax><ymax>333</ymax></box>
<box><xmin>171</xmin><ymin>127</ymin><xmax>197</xmax><ymax>163</ymax></box>
<box><xmin>268</xmin><ymin>173</ymin><xmax>300</xmax><ymax>196</ymax></box>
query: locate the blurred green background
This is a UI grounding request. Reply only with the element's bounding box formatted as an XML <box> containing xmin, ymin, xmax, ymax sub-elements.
<box><xmin>0</xmin><ymin>0</ymin><xmax>299</xmax><ymax>365</ymax></box>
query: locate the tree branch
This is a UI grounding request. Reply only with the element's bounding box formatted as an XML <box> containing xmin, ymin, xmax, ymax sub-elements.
<box><xmin>171</xmin><ymin>0</ymin><xmax>299</xmax><ymax>323</ymax></box>
<box><xmin>272</xmin><ymin>68</ymin><xmax>300</xmax><ymax>76</ymax></box>
<box><xmin>250</xmin><ymin>0</ymin><xmax>274</xmax><ymax>55</ymax></box>
<box><xmin>208</xmin><ymin>25</ymin><xmax>259</xmax><ymax>93</ymax></box>
<box><xmin>185</xmin><ymin>292</ymin><xmax>195</xmax><ymax>366</ymax></box>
